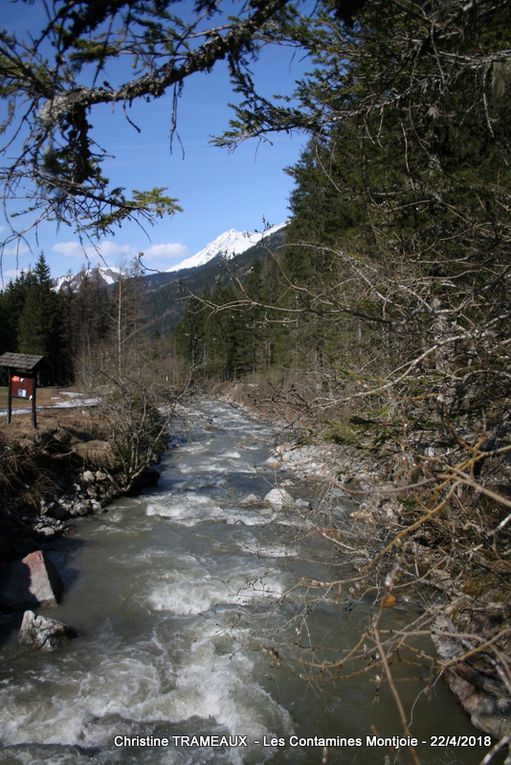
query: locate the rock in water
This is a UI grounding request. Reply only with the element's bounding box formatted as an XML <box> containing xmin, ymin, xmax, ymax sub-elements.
<box><xmin>0</xmin><ymin>550</ymin><xmax>63</xmax><ymax>609</ymax></box>
<box><xmin>239</xmin><ymin>493</ymin><xmax>261</xmax><ymax>507</ymax></box>
<box><xmin>19</xmin><ymin>610</ymin><xmax>76</xmax><ymax>651</ymax></box>
<box><xmin>264</xmin><ymin>488</ymin><xmax>294</xmax><ymax>510</ymax></box>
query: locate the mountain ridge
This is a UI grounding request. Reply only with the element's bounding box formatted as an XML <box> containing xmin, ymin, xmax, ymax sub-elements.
<box><xmin>53</xmin><ymin>223</ymin><xmax>287</xmax><ymax>291</ymax></box>
<box><xmin>166</xmin><ymin>222</ymin><xmax>287</xmax><ymax>273</ymax></box>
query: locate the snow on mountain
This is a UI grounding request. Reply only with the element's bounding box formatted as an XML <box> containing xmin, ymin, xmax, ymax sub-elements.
<box><xmin>54</xmin><ymin>265</ymin><xmax>121</xmax><ymax>292</ymax></box>
<box><xmin>166</xmin><ymin>222</ymin><xmax>286</xmax><ymax>273</ymax></box>
<box><xmin>52</xmin><ymin>223</ymin><xmax>287</xmax><ymax>290</ymax></box>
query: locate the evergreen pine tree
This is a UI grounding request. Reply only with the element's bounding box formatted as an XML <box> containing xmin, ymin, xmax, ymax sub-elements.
<box><xmin>17</xmin><ymin>254</ymin><xmax>63</xmax><ymax>382</ymax></box>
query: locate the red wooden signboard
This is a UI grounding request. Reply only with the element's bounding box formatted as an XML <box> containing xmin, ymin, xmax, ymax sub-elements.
<box><xmin>0</xmin><ymin>354</ymin><xmax>43</xmax><ymax>428</ymax></box>
<box><xmin>11</xmin><ymin>375</ymin><xmax>34</xmax><ymax>400</ymax></box>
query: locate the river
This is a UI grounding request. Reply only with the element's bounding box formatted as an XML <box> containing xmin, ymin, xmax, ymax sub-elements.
<box><xmin>0</xmin><ymin>400</ymin><xmax>496</xmax><ymax>765</ymax></box>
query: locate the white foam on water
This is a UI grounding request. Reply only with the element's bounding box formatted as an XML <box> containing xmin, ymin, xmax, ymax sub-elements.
<box><xmin>0</xmin><ymin>628</ymin><xmax>293</xmax><ymax>763</ymax></box>
<box><xmin>146</xmin><ymin>493</ymin><xmax>224</xmax><ymax>526</ymax></box>
<box><xmin>174</xmin><ymin>475</ymin><xmax>227</xmax><ymax>491</ymax></box>
<box><xmin>174</xmin><ymin>462</ymin><xmax>232</xmax><ymax>476</ymax></box>
<box><xmin>135</xmin><ymin>623</ymin><xmax>293</xmax><ymax>764</ymax></box>
<box><xmin>0</xmin><ymin>618</ymin><xmax>291</xmax><ymax>757</ymax></box>
<box><xmin>0</xmin><ymin>653</ymin><xmax>166</xmax><ymax>747</ymax></box>
<box><xmin>147</xmin><ymin>562</ymin><xmax>287</xmax><ymax>615</ymax></box>
<box><xmin>207</xmin><ymin>459</ymin><xmax>257</xmax><ymax>474</ymax></box>
<box><xmin>159</xmin><ymin>634</ymin><xmax>294</xmax><ymax>742</ymax></box>
<box><xmin>145</xmin><ymin>493</ymin><xmax>273</xmax><ymax>528</ymax></box>
<box><xmin>179</xmin><ymin>440</ymin><xmax>212</xmax><ymax>454</ymax></box>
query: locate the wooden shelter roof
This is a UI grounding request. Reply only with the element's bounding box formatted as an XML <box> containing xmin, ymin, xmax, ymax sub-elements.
<box><xmin>0</xmin><ymin>352</ymin><xmax>45</xmax><ymax>371</ymax></box>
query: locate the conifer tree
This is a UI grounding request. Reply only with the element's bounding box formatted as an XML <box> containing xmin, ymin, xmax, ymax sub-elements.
<box><xmin>17</xmin><ymin>254</ymin><xmax>63</xmax><ymax>381</ymax></box>
<box><xmin>1</xmin><ymin>271</ymin><xmax>37</xmax><ymax>353</ymax></box>
<box><xmin>60</xmin><ymin>269</ymin><xmax>111</xmax><ymax>385</ymax></box>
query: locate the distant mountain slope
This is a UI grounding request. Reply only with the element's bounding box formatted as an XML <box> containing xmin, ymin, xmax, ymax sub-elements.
<box><xmin>53</xmin><ymin>223</ymin><xmax>286</xmax><ymax>295</ymax></box>
<box><xmin>145</xmin><ymin>223</ymin><xmax>287</xmax><ymax>335</ymax></box>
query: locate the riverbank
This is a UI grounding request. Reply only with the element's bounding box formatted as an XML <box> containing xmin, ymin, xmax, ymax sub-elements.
<box><xmin>0</xmin><ymin>393</ymin><xmax>166</xmax><ymax>568</ymax></box>
<box><xmin>213</xmin><ymin>380</ymin><xmax>511</xmax><ymax>757</ymax></box>
<box><xmin>212</xmin><ymin>380</ymin><xmax>400</xmax><ymax>521</ymax></box>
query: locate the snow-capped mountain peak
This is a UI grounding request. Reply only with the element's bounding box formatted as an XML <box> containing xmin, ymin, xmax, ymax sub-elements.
<box><xmin>54</xmin><ymin>265</ymin><xmax>121</xmax><ymax>292</ymax></box>
<box><xmin>166</xmin><ymin>222</ymin><xmax>286</xmax><ymax>273</ymax></box>
<box><xmin>52</xmin><ymin>223</ymin><xmax>287</xmax><ymax>291</ymax></box>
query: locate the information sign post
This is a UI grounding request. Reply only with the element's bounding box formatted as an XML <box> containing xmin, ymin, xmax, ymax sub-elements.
<box><xmin>0</xmin><ymin>353</ymin><xmax>45</xmax><ymax>428</ymax></box>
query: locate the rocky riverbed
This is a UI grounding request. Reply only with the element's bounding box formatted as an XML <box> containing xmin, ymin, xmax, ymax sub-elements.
<box><xmin>0</xmin><ymin>397</ymin><xmax>495</xmax><ymax>765</ymax></box>
<box><xmin>1</xmin><ymin>388</ymin><xmax>509</xmax><ymax>763</ymax></box>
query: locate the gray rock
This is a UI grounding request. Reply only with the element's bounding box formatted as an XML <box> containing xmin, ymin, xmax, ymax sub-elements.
<box><xmin>34</xmin><ymin>526</ymin><xmax>57</xmax><ymax>538</ymax></box>
<box><xmin>0</xmin><ymin>550</ymin><xmax>63</xmax><ymax>609</ymax></box>
<box><xmin>264</xmin><ymin>488</ymin><xmax>294</xmax><ymax>510</ymax></box>
<box><xmin>19</xmin><ymin>610</ymin><xmax>76</xmax><ymax>651</ymax></box>
<box><xmin>239</xmin><ymin>493</ymin><xmax>261</xmax><ymax>507</ymax></box>
<box><xmin>81</xmin><ymin>470</ymin><xmax>96</xmax><ymax>484</ymax></box>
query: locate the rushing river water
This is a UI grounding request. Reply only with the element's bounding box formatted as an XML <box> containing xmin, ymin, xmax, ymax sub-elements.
<box><xmin>0</xmin><ymin>400</ymin><xmax>496</xmax><ymax>765</ymax></box>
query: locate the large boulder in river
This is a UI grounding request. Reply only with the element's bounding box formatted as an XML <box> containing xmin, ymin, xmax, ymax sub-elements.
<box><xmin>127</xmin><ymin>466</ymin><xmax>161</xmax><ymax>495</ymax></box>
<box><xmin>264</xmin><ymin>488</ymin><xmax>294</xmax><ymax>511</ymax></box>
<box><xmin>0</xmin><ymin>550</ymin><xmax>63</xmax><ymax>609</ymax></box>
<box><xmin>19</xmin><ymin>610</ymin><xmax>76</xmax><ymax>651</ymax></box>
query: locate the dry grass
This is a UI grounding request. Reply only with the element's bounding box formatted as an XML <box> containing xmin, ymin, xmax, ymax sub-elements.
<box><xmin>0</xmin><ymin>387</ymin><xmax>114</xmax><ymax>520</ymax></box>
<box><xmin>0</xmin><ymin>386</ymin><xmax>101</xmax><ymax>444</ymax></box>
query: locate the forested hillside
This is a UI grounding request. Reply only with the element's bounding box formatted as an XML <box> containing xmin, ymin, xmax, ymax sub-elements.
<box><xmin>145</xmin><ymin>225</ymin><xmax>287</xmax><ymax>338</ymax></box>
<box><xmin>177</xmin><ymin>0</ymin><xmax>511</xmax><ymax>515</ymax></box>
<box><xmin>0</xmin><ymin>256</ymin><xmax>154</xmax><ymax>390</ymax></box>
<box><xmin>0</xmin><ymin>228</ymin><xmax>287</xmax><ymax>386</ymax></box>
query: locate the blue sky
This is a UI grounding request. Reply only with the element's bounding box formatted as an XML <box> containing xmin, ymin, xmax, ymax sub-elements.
<box><xmin>0</xmin><ymin>3</ymin><xmax>309</xmax><ymax>283</ymax></box>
